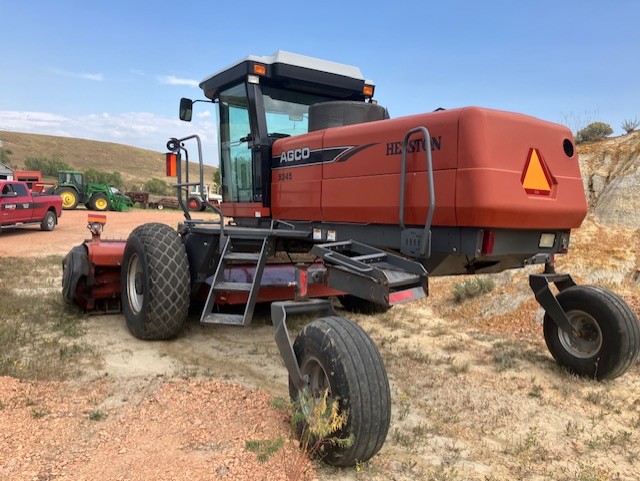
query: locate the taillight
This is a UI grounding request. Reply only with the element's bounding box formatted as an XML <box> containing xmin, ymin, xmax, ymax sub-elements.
<box><xmin>481</xmin><ymin>230</ymin><xmax>495</xmax><ymax>255</ymax></box>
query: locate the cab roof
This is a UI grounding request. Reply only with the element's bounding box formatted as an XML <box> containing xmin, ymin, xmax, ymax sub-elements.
<box><xmin>199</xmin><ymin>51</ymin><xmax>374</xmax><ymax>101</ymax></box>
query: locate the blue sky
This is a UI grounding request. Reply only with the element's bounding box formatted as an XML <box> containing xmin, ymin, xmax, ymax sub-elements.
<box><xmin>1</xmin><ymin>0</ymin><xmax>638</xmax><ymax>167</ymax></box>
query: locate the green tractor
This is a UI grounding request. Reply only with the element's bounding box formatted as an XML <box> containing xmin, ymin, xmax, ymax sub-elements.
<box><xmin>54</xmin><ymin>170</ymin><xmax>132</xmax><ymax>212</ymax></box>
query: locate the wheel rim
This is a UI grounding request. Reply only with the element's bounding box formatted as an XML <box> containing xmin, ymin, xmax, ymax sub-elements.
<box><xmin>95</xmin><ymin>197</ymin><xmax>108</xmax><ymax>210</ymax></box>
<box><xmin>127</xmin><ymin>254</ymin><xmax>144</xmax><ymax>314</ymax></box>
<box><xmin>61</xmin><ymin>191</ymin><xmax>76</xmax><ymax>208</ymax></box>
<box><xmin>47</xmin><ymin>215</ymin><xmax>55</xmax><ymax>229</ymax></box>
<box><xmin>300</xmin><ymin>356</ymin><xmax>331</xmax><ymax>396</ymax></box>
<box><xmin>559</xmin><ymin>310</ymin><xmax>603</xmax><ymax>359</ymax></box>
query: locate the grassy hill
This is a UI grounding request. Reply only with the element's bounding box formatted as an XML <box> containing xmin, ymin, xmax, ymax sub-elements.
<box><xmin>0</xmin><ymin>131</ymin><xmax>217</xmax><ymax>189</ymax></box>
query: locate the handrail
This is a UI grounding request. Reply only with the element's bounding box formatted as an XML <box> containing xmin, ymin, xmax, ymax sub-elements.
<box><xmin>399</xmin><ymin>126</ymin><xmax>435</xmax><ymax>258</ymax></box>
<box><xmin>167</xmin><ymin>135</ymin><xmax>225</xmax><ymax>236</ymax></box>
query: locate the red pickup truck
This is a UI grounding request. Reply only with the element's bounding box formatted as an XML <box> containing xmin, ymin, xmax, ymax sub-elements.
<box><xmin>0</xmin><ymin>180</ymin><xmax>62</xmax><ymax>232</ymax></box>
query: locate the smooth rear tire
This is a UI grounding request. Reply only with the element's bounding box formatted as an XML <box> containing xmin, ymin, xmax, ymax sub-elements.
<box><xmin>543</xmin><ymin>285</ymin><xmax>640</xmax><ymax>380</ymax></box>
<box><xmin>289</xmin><ymin>316</ymin><xmax>390</xmax><ymax>466</ymax></box>
<box><xmin>121</xmin><ymin>223</ymin><xmax>190</xmax><ymax>340</ymax></box>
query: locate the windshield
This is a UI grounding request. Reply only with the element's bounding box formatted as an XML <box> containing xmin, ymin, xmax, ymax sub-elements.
<box><xmin>261</xmin><ymin>86</ymin><xmax>334</xmax><ymax>137</ymax></box>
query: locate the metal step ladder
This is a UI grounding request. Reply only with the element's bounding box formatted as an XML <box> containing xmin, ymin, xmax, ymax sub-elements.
<box><xmin>312</xmin><ymin>240</ymin><xmax>429</xmax><ymax>305</ymax></box>
<box><xmin>200</xmin><ymin>234</ymin><xmax>273</xmax><ymax>326</ymax></box>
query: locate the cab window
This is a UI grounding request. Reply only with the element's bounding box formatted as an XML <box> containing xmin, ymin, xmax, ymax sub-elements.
<box><xmin>261</xmin><ymin>86</ymin><xmax>333</xmax><ymax>138</ymax></box>
<box><xmin>218</xmin><ymin>84</ymin><xmax>253</xmax><ymax>203</ymax></box>
<box><xmin>13</xmin><ymin>184</ymin><xmax>28</xmax><ymax>197</ymax></box>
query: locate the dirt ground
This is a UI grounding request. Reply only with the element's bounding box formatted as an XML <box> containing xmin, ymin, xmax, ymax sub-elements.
<box><xmin>1</xmin><ymin>209</ymin><xmax>640</xmax><ymax>480</ymax></box>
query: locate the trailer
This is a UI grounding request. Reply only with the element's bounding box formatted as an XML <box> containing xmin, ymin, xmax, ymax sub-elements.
<box><xmin>63</xmin><ymin>51</ymin><xmax>640</xmax><ymax>466</ymax></box>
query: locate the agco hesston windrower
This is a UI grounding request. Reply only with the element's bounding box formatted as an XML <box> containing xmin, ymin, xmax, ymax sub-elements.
<box><xmin>63</xmin><ymin>51</ymin><xmax>640</xmax><ymax>466</ymax></box>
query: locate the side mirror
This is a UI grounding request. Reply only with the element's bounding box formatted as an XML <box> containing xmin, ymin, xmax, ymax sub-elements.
<box><xmin>179</xmin><ymin>98</ymin><xmax>193</xmax><ymax>122</ymax></box>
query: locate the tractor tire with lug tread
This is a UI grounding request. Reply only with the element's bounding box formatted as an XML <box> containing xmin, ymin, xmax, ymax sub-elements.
<box><xmin>543</xmin><ymin>285</ymin><xmax>640</xmax><ymax>380</ymax></box>
<box><xmin>121</xmin><ymin>223</ymin><xmax>190</xmax><ymax>340</ymax></box>
<box><xmin>289</xmin><ymin>316</ymin><xmax>390</xmax><ymax>466</ymax></box>
<box><xmin>90</xmin><ymin>193</ymin><xmax>110</xmax><ymax>211</ymax></box>
<box><xmin>57</xmin><ymin>187</ymin><xmax>78</xmax><ymax>210</ymax></box>
<box><xmin>40</xmin><ymin>211</ymin><xmax>56</xmax><ymax>231</ymax></box>
<box><xmin>338</xmin><ymin>294</ymin><xmax>391</xmax><ymax>314</ymax></box>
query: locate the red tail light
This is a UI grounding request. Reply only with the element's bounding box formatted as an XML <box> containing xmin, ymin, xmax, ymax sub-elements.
<box><xmin>481</xmin><ymin>230</ymin><xmax>495</xmax><ymax>255</ymax></box>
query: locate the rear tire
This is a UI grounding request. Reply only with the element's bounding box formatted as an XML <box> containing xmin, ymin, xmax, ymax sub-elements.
<box><xmin>90</xmin><ymin>193</ymin><xmax>110</xmax><ymax>211</ymax></box>
<box><xmin>40</xmin><ymin>211</ymin><xmax>56</xmax><ymax>231</ymax></box>
<box><xmin>338</xmin><ymin>294</ymin><xmax>391</xmax><ymax>314</ymax></box>
<box><xmin>187</xmin><ymin>196</ymin><xmax>202</xmax><ymax>212</ymax></box>
<box><xmin>121</xmin><ymin>223</ymin><xmax>190</xmax><ymax>340</ymax></box>
<box><xmin>289</xmin><ymin>316</ymin><xmax>390</xmax><ymax>466</ymax></box>
<box><xmin>543</xmin><ymin>285</ymin><xmax>640</xmax><ymax>380</ymax></box>
<box><xmin>57</xmin><ymin>187</ymin><xmax>78</xmax><ymax>210</ymax></box>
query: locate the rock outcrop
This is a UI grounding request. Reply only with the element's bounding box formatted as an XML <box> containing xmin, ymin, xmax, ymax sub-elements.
<box><xmin>578</xmin><ymin>131</ymin><xmax>640</xmax><ymax>228</ymax></box>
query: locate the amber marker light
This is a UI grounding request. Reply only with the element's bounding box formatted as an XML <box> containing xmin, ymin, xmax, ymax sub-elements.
<box><xmin>253</xmin><ymin>64</ymin><xmax>266</xmax><ymax>75</ymax></box>
<box><xmin>165</xmin><ymin>153</ymin><xmax>177</xmax><ymax>177</ymax></box>
<box><xmin>363</xmin><ymin>85</ymin><xmax>374</xmax><ymax>97</ymax></box>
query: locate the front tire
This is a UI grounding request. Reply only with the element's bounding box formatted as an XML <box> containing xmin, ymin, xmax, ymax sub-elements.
<box><xmin>40</xmin><ymin>211</ymin><xmax>56</xmax><ymax>231</ymax></box>
<box><xmin>90</xmin><ymin>193</ymin><xmax>110</xmax><ymax>211</ymax></box>
<box><xmin>543</xmin><ymin>285</ymin><xmax>640</xmax><ymax>380</ymax></box>
<box><xmin>187</xmin><ymin>197</ymin><xmax>202</xmax><ymax>212</ymax></box>
<box><xmin>121</xmin><ymin>223</ymin><xmax>190</xmax><ymax>340</ymax></box>
<box><xmin>289</xmin><ymin>316</ymin><xmax>390</xmax><ymax>466</ymax></box>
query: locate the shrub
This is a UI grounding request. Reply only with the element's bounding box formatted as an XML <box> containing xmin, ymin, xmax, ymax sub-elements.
<box><xmin>621</xmin><ymin>118</ymin><xmax>639</xmax><ymax>134</ymax></box>
<box><xmin>453</xmin><ymin>277</ymin><xmax>495</xmax><ymax>303</ymax></box>
<box><xmin>84</xmin><ymin>168</ymin><xmax>123</xmax><ymax>188</ymax></box>
<box><xmin>143</xmin><ymin>178</ymin><xmax>173</xmax><ymax>195</ymax></box>
<box><xmin>575</xmin><ymin>122</ymin><xmax>613</xmax><ymax>144</ymax></box>
<box><xmin>24</xmin><ymin>156</ymin><xmax>72</xmax><ymax>177</ymax></box>
<box><xmin>0</xmin><ymin>147</ymin><xmax>14</xmax><ymax>168</ymax></box>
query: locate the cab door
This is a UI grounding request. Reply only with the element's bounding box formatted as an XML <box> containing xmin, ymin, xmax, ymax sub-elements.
<box><xmin>12</xmin><ymin>183</ymin><xmax>33</xmax><ymax>222</ymax></box>
<box><xmin>0</xmin><ymin>183</ymin><xmax>20</xmax><ymax>224</ymax></box>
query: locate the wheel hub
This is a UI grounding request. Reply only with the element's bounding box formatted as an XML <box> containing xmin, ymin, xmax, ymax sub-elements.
<box><xmin>559</xmin><ymin>310</ymin><xmax>603</xmax><ymax>359</ymax></box>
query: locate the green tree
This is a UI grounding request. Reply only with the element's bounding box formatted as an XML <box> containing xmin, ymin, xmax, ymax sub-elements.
<box><xmin>143</xmin><ymin>178</ymin><xmax>173</xmax><ymax>195</ymax></box>
<box><xmin>212</xmin><ymin>167</ymin><xmax>221</xmax><ymax>189</ymax></box>
<box><xmin>575</xmin><ymin>122</ymin><xmax>613</xmax><ymax>144</ymax></box>
<box><xmin>0</xmin><ymin>147</ymin><xmax>15</xmax><ymax>168</ymax></box>
<box><xmin>24</xmin><ymin>156</ymin><xmax>72</xmax><ymax>176</ymax></box>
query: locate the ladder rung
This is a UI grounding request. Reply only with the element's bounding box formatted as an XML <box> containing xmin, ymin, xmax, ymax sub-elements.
<box><xmin>201</xmin><ymin>313</ymin><xmax>245</xmax><ymax>326</ymax></box>
<box><xmin>214</xmin><ymin>281</ymin><xmax>252</xmax><ymax>292</ymax></box>
<box><xmin>224</xmin><ymin>252</ymin><xmax>261</xmax><ymax>261</ymax></box>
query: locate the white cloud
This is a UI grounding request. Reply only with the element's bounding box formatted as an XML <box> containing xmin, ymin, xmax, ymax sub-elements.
<box><xmin>51</xmin><ymin>68</ymin><xmax>104</xmax><ymax>82</ymax></box>
<box><xmin>196</xmin><ymin>110</ymin><xmax>212</xmax><ymax>118</ymax></box>
<box><xmin>157</xmin><ymin>75</ymin><xmax>199</xmax><ymax>88</ymax></box>
<box><xmin>0</xmin><ymin>110</ymin><xmax>218</xmax><ymax>165</ymax></box>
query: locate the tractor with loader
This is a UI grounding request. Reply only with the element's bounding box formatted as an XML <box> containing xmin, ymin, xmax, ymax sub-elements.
<box><xmin>55</xmin><ymin>170</ymin><xmax>132</xmax><ymax>211</ymax></box>
<box><xmin>62</xmin><ymin>51</ymin><xmax>640</xmax><ymax>466</ymax></box>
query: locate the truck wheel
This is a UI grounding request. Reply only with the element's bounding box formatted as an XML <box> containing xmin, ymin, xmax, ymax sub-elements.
<box><xmin>156</xmin><ymin>204</ymin><xmax>164</xmax><ymax>210</ymax></box>
<box><xmin>338</xmin><ymin>294</ymin><xmax>391</xmax><ymax>314</ymax></box>
<box><xmin>289</xmin><ymin>316</ymin><xmax>390</xmax><ymax>466</ymax></box>
<box><xmin>90</xmin><ymin>193</ymin><xmax>110</xmax><ymax>211</ymax></box>
<box><xmin>121</xmin><ymin>223</ymin><xmax>190</xmax><ymax>340</ymax></box>
<box><xmin>187</xmin><ymin>197</ymin><xmax>202</xmax><ymax>212</ymax></box>
<box><xmin>40</xmin><ymin>211</ymin><xmax>56</xmax><ymax>231</ymax></box>
<box><xmin>543</xmin><ymin>285</ymin><xmax>640</xmax><ymax>380</ymax></box>
<box><xmin>57</xmin><ymin>187</ymin><xmax>78</xmax><ymax>209</ymax></box>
